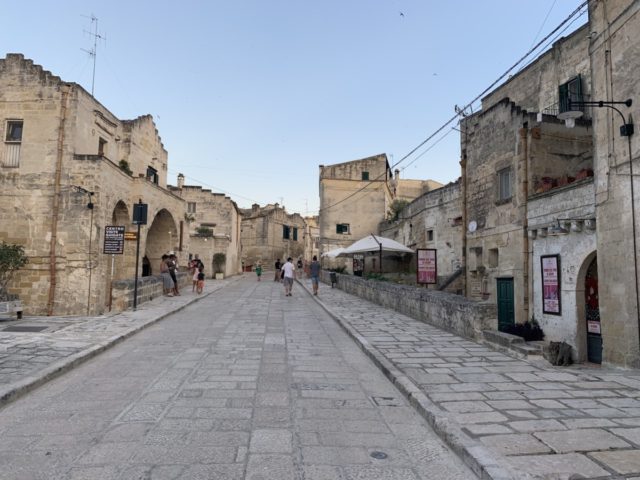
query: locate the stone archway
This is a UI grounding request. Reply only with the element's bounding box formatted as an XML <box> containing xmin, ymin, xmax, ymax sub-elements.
<box><xmin>576</xmin><ymin>251</ymin><xmax>598</xmax><ymax>363</ymax></box>
<box><xmin>108</xmin><ymin>201</ymin><xmax>132</xmax><ymax>282</ymax></box>
<box><xmin>145</xmin><ymin>209</ymin><xmax>177</xmax><ymax>276</ymax></box>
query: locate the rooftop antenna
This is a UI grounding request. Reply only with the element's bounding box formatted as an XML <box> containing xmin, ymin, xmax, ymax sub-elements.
<box><xmin>81</xmin><ymin>14</ymin><xmax>105</xmax><ymax>97</ymax></box>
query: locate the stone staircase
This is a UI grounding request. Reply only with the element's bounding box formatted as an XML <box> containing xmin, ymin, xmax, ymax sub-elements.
<box><xmin>482</xmin><ymin>329</ymin><xmax>545</xmax><ymax>358</ymax></box>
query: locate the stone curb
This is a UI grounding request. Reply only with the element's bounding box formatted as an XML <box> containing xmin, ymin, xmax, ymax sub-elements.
<box><xmin>0</xmin><ymin>278</ymin><xmax>240</xmax><ymax>410</ymax></box>
<box><xmin>299</xmin><ymin>280</ymin><xmax>518</xmax><ymax>480</ymax></box>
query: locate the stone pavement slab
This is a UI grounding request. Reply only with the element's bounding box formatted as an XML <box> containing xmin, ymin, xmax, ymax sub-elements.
<box><xmin>302</xmin><ymin>277</ymin><xmax>640</xmax><ymax>479</ymax></box>
<box><xmin>0</xmin><ymin>277</ymin><xmax>239</xmax><ymax>408</ymax></box>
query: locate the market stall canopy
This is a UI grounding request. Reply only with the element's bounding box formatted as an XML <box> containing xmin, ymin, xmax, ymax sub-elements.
<box><xmin>340</xmin><ymin>234</ymin><xmax>414</xmax><ymax>255</ymax></box>
<box><xmin>321</xmin><ymin>247</ymin><xmax>346</xmax><ymax>258</ymax></box>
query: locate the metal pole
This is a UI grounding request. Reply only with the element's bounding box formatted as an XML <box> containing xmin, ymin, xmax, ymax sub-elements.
<box><xmin>108</xmin><ymin>254</ymin><xmax>114</xmax><ymax>312</ymax></box>
<box><xmin>133</xmin><ymin>222</ymin><xmax>141</xmax><ymax>310</ymax></box>
<box><xmin>86</xmin><ymin>201</ymin><xmax>94</xmax><ymax>316</ymax></box>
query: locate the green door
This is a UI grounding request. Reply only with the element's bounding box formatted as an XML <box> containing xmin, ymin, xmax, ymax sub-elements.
<box><xmin>497</xmin><ymin>278</ymin><xmax>515</xmax><ymax>332</ymax></box>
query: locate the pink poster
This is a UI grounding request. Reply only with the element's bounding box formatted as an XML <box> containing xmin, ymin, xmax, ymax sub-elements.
<box><xmin>417</xmin><ymin>249</ymin><xmax>437</xmax><ymax>284</ymax></box>
<box><xmin>541</xmin><ymin>255</ymin><xmax>561</xmax><ymax>315</ymax></box>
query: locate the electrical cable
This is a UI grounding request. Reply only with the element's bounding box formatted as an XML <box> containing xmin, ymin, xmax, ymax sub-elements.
<box><xmin>320</xmin><ymin>0</ymin><xmax>589</xmax><ymax>214</ymax></box>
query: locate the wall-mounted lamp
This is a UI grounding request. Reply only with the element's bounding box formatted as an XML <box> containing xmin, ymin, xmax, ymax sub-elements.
<box><xmin>548</xmin><ymin>220</ymin><xmax>569</xmax><ymax>236</ymax></box>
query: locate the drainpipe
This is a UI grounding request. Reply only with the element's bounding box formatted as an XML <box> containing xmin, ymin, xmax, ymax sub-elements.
<box><xmin>521</xmin><ymin>122</ymin><xmax>530</xmax><ymax>324</ymax></box>
<box><xmin>47</xmin><ymin>85</ymin><xmax>70</xmax><ymax>316</ymax></box>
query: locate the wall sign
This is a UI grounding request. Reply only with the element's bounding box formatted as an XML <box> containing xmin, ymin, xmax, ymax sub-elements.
<box><xmin>417</xmin><ymin>249</ymin><xmax>437</xmax><ymax>284</ymax></box>
<box><xmin>103</xmin><ymin>226</ymin><xmax>125</xmax><ymax>254</ymax></box>
<box><xmin>541</xmin><ymin>254</ymin><xmax>561</xmax><ymax>315</ymax></box>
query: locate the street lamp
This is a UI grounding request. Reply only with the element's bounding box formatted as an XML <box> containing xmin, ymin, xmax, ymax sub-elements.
<box><xmin>560</xmin><ymin>98</ymin><xmax>638</xmax><ymax>337</ymax></box>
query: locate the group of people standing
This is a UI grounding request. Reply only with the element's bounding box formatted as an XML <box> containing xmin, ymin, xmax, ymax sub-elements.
<box><xmin>160</xmin><ymin>253</ymin><xmax>206</xmax><ymax>297</ymax></box>
<box><xmin>160</xmin><ymin>253</ymin><xmax>180</xmax><ymax>297</ymax></box>
<box><xmin>265</xmin><ymin>256</ymin><xmax>321</xmax><ymax>296</ymax></box>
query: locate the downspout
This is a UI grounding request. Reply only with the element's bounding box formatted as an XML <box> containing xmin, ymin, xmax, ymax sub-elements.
<box><xmin>521</xmin><ymin>123</ymin><xmax>530</xmax><ymax>323</ymax></box>
<box><xmin>461</xmin><ymin>123</ymin><xmax>468</xmax><ymax>296</ymax></box>
<box><xmin>47</xmin><ymin>85</ymin><xmax>70</xmax><ymax>316</ymax></box>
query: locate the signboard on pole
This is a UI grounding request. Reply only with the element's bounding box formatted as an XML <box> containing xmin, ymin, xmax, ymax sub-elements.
<box><xmin>417</xmin><ymin>249</ymin><xmax>437</xmax><ymax>284</ymax></box>
<box><xmin>103</xmin><ymin>226</ymin><xmax>125</xmax><ymax>254</ymax></box>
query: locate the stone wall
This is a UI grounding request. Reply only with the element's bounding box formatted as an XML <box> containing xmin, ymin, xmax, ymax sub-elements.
<box><xmin>380</xmin><ymin>181</ymin><xmax>463</xmax><ymax>289</ymax></box>
<box><xmin>588</xmin><ymin>0</ymin><xmax>640</xmax><ymax>367</ymax></box>
<box><xmin>111</xmin><ymin>271</ymin><xmax>190</xmax><ymax>312</ymax></box>
<box><xmin>321</xmin><ymin>271</ymin><xmax>496</xmax><ymax>340</ymax></box>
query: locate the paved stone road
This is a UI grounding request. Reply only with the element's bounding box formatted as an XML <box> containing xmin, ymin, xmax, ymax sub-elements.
<box><xmin>301</xmin><ymin>279</ymin><xmax>640</xmax><ymax>479</ymax></box>
<box><xmin>0</xmin><ymin>276</ymin><xmax>474</xmax><ymax>479</ymax></box>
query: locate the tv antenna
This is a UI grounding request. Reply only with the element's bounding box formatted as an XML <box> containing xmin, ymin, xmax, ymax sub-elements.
<box><xmin>81</xmin><ymin>14</ymin><xmax>106</xmax><ymax>97</ymax></box>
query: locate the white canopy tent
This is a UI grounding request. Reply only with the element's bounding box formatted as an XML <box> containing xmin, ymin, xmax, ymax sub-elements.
<box><xmin>340</xmin><ymin>234</ymin><xmax>414</xmax><ymax>255</ymax></box>
<box><xmin>321</xmin><ymin>247</ymin><xmax>346</xmax><ymax>258</ymax></box>
<box><xmin>339</xmin><ymin>234</ymin><xmax>414</xmax><ymax>274</ymax></box>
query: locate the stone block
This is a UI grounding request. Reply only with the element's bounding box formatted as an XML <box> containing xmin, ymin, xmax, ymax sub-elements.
<box><xmin>534</xmin><ymin>428</ymin><xmax>630</xmax><ymax>453</ymax></box>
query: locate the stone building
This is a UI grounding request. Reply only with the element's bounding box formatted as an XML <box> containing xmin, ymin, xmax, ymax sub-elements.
<box><xmin>240</xmin><ymin>203</ymin><xmax>306</xmax><ymax>270</ymax></box>
<box><xmin>318</xmin><ymin>154</ymin><xmax>393</xmax><ymax>271</ymax></box>
<box><xmin>0</xmin><ymin>54</ymin><xmax>188</xmax><ymax>315</ymax></box>
<box><xmin>303</xmin><ymin>215</ymin><xmax>320</xmax><ymax>263</ymax></box>
<box><xmin>586</xmin><ymin>0</ymin><xmax>640</xmax><ymax>367</ymax></box>
<box><xmin>380</xmin><ymin>180</ymin><xmax>463</xmax><ymax>293</ymax></box>
<box><xmin>168</xmin><ymin>174</ymin><xmax>242</xmax><ymax>278</ymax></box>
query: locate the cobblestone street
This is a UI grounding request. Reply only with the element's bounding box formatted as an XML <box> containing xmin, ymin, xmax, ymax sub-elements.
<box><xmin>0</xmin><ymin>276</ymin><xmax>473</xmax><ymax>480</ymax></box>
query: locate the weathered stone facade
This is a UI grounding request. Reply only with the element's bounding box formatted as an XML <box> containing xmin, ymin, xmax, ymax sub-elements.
<box><xmin>240</xmin><ymin>204</ymin><xmax>306</xmax><ymax>270</ymax></box>
<box><xmin>303</xmin><ymin>215</ymin><xmax>319</xmax><ymax>263</ymax></box>
<box><xmin>318</xmin><ymin>154</ymin><xmax>394</xmax><ymax>271</ymax></box>
<box><xmin>0</xmin><ymin>54</ymin><xmax>188</xmax><ymax>315</ymax></box>
<box><xmin>168</xmin><ymin>178</ymin><xmax>242</xmax><ymax>278</ymax></box>
<box><xmin>379</xmin><ymin>180</ymin><xmax>463</xmax><ymax>292</ymax></box>
<box><xmin>588</xmin><ymin>0</ymin><xmax>640</xmax><ymax>367</ymax></box>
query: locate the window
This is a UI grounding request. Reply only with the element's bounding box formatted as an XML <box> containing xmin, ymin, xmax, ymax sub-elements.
<box><xmin>187</xmin><ymin>202</ymin><xmax>196</xmax><ymax>213</ymax></box>
<box><xmin>488</xmin><ymin>248</ymin><xmax>499</xmax><ymax>268</ymax></box>
<box><xmin>293</xmin><ymin>227</ymin><xmax>298</xmax><ymax>241</ymax></box>
<box><xmin>98</xmin><ymin>137</ymin><xmax>107</xmax><ymax>157</ymax></box>
<box><xmin>362</xmin><ymin>171</ymin><xmax>369</xmax><ymax>181</ymax></box>
<box><xmin>3</xmin><ymin>120</ymin><xmax>23</xmax><ymax>167</ymax></box>
<box><xmin>336</xmin><ymin>223</ymin><xmax>350</xmax><ymax>234</ymax></box>
<box><xmin>497</xmin><ymin>168</ymin><xmax>512</xmax><ymax>201</ymax></box>
<box><xmin>5</xmin><ymin>121</ymin><xmax>22</xmax><ymax>142</ymax></box>
<box><xmin>146</xmin><ymin>166</ymin><xmax>159</xmax><ymax>184</ymax></box>
<box><xmin>559</xmin><ymin>75</ymin><xmax>583</xmax><ymax>115</ymax></box>
<box><xmin>283</xmin><ymin>225</ymin><xmax>290</xmax><ymax>239</ymax></box>
<box><xmin>427</xmin><ymin>230</ymin><xmax>434</xmax><ymax>242</ymax></box>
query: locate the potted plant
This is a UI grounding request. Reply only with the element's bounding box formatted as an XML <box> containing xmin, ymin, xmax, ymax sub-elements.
<box><xmin>212</xmin><ymin>253</ymin><xmax>226</xmax><ymax>279</ymax></box>
<box><xmin>0</xmin><ymin>242</ymin><xmax>29</xmax><ymax>319</ymax></box>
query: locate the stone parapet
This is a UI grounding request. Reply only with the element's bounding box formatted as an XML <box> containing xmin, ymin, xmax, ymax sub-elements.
<box><xmin>320</xmin><ymin>271</ymin><xmax>496</xmax><ymax>339</ymax></box>
<box><xmin>111</xmin><ymin>272</ymin><xmax>190</xmax><ymax>312</ymax></box>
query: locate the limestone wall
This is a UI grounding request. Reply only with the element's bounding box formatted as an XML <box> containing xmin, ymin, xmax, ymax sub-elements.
<box><xmin>321</xmin><ymin>271</ymin><xmax>496</xmax><ymax>340</ymax></box>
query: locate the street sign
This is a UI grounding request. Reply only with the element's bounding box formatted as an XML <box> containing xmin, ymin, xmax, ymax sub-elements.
<box><xmin>124</xmin><ymin>232</ymin><xmax>137</xmax><ymax>241</ymax></box>
<box><xmin>104</xmin><ymin>226</ymin><xmax>125</xmax><ymax>254</ymax></box>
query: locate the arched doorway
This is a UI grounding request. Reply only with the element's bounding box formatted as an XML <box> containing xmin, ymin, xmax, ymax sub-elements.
<box><xmin>146</xmin><ymin>209</ymin><xmax>177</xmax><ymax>276</ymax></box>
<box><xmin>584</xmin><ymin>257</ymin><xmax>602</xmax><ymax>363</ymax></box>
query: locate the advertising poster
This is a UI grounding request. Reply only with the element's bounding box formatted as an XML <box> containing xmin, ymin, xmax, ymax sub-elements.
<box><xmin>541</xmin><ymin>255</ymin><xmax>561</xmax><ymax>315</ymax></box>
<box><xmin>417</xmin><ymin>249</ymin><xmax>437</xmax><ymax>284</ymax></box>
<box><xmin>103</xmin><ymin>226</ymin><xmax>125</xmax><ymax>254</ymax></box>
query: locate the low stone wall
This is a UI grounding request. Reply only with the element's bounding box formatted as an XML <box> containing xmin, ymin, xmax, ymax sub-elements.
<box><xmin>111</xmin><ymin>272</ymin><xmax>191</xmax><ymax>312</ymax></box>
<box><xmin>321</xmin><ymin>271</ymin><xmax>496</xmax><ymax>340</ymax></box>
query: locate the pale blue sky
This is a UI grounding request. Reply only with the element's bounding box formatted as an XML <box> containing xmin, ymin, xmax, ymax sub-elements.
<box><xmin>1</xmin><ymin>1</ymin><xmax>587</xmax><ymax>215</ymax></box>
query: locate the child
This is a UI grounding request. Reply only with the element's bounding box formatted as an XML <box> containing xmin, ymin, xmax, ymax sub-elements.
<box><xmin>255</xmin><ymin>261</ymin><xmax>262</xmax><ymax>281</ymax></box>
<box><xmin>196</xmin><ymin>267</ymin><xmax>205</xmax><ymax>294</ymax></box>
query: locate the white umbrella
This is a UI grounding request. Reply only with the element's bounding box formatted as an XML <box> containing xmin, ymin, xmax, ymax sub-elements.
<box><xmin>341</xmin><ymin>234</ymin><xmax>414</xmax><ymax>255</ymax></box>
<box><xmin>321</xmin><ymin>247</ymin><xmax>346</xmax><ymax>258</ymax></box>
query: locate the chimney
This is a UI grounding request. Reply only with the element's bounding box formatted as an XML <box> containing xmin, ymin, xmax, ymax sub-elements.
<box><xmin>177</xmin><ymin>173</ymin><xmax>184</xmax><ymax>189</ymax></box>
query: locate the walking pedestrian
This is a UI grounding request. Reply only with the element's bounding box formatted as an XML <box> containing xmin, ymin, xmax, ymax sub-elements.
<box><xmin>255</xmin><ymin>261</ymin><xmax>263</xmax><ymax>281</ymax></box>
<box><xmin>196</xmin><ymin>267</ymin><xmax>205</xmax><ymax>294</ymax></box>
<box><xmin>281</xmin><ymin>257</ymin><xmax>295</xmax><ymax>296</ymax></box>
<box><xmin>274</xmin><ymin>258</ymin><xmax>281</xmax><ymax>282</ymax></box>
<box><xmin>310</xmin><ymin>255</ymin><xmax>321</xmax><ymax>295</ymax></box>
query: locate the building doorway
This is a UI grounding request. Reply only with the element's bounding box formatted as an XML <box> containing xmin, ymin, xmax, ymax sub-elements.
<box><xmin>497</xmin><ymin>278</ymin><xmax>515</xmax><ymax>332</ymax></box>
<box><xmin>585</xmin><ymin>257</ymin><xmax>602</xmax><ymax>363</ymax></box>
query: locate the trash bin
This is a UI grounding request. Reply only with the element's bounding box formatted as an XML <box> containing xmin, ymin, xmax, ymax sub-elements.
<box><xmin>329</xmin><ymin>272</ymin><xmax>337</xmax><ymax>288</ymax></box>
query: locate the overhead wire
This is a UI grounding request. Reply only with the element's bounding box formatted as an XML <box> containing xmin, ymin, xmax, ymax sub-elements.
<box><xmin>319</xmin><ymin>0</ymin><xmax>589</xmax><ymax>214</ymax></box>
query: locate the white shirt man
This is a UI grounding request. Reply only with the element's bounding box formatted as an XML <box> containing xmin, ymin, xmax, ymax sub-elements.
<box><xmin>281</xmin><ymin>257</ymin><xmax>296</xmax><ymax>296</ymax></box>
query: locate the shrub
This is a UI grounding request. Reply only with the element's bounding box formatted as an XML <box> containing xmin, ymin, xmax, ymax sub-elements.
<box><xmin>504</xmin><ymin>318</ymin><xmax>545</xmax><ymax>341</ymax></box>
<box><xmin>0</xmin><ymin>242</ymin><xmax>29</xmax><ymax>301</ymax></box>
